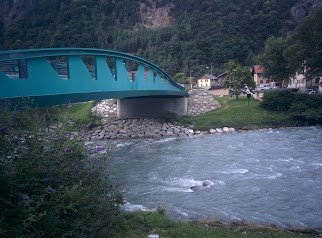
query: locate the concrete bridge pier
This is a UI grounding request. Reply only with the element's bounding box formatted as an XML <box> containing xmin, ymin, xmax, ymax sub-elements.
<box><xmin>117</xmin><ymin>96</ymin><xmax>188</xmax><ymax>118</ymax></box>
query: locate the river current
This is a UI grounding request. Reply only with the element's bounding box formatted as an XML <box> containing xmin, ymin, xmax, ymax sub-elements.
<box><xmin>100</xmin><ymin>127</ymin><xmax>322</xmax><ymax>229</ymax></box>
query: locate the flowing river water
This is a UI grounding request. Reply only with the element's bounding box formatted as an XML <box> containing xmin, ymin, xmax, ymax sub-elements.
<box><xmin>98</xmin><ymin>126</ymin><xmax>322</xmax><ymax>229</ymax></box>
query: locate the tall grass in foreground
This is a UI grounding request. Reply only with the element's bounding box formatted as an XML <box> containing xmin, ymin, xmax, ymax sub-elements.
<box><xmin>180</xmin><ymin>96</ymin><xmax>296</xmax><ymax>130</ymax></box>
<box><xmin>0</xmin><ymin>100</ymin><xmax>122</xmax><ymax>238</ymax></box>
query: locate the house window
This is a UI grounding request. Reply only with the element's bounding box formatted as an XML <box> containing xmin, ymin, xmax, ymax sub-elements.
<box><xmin>260</xmin><ymin>80</ymin><xmax>263</xmax><ymax>84</ymax></box>
<box><xmin>315</xmin><ymin>78</ymin><xmax>320</xmax><ymax>84</ymax></box>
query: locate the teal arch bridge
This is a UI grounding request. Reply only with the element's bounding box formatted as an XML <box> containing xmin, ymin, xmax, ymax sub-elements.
<box><xmin>0</xmin><ymin>48</ymin><xmax>187</xmax><ymax>109</ymax></box>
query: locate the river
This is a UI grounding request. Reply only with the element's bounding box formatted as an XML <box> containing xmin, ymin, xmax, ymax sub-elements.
<box><xmin>100</xmin><ymin>127</ymin><xmax>322</xmax><ymax>229</ymax></box>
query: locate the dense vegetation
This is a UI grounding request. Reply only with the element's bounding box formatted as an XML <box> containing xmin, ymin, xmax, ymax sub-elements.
<box><xmin>258</xmin><ymin>5</ymin><xmax>322</xmax><ymax>84</ymax></box>
<box><xmin>0</xmin><ymin>0</ymin><xmax>300</xmax><ymax>76</ymax></box>
<box><xmin>0</xmin><ymin>101</ymin><xmax>122</xmax><ymax>237</ymax></box>
<box><xmin>261</xmin><ymin>90</ymin><xmax>322</xmax><ymax>125</ymax></box>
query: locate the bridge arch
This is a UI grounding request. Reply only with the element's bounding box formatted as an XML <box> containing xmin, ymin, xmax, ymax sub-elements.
<box><xmin>0</xmin><ymin>48</ymin><xmax>187</xmax><ymax>107</ymax></box>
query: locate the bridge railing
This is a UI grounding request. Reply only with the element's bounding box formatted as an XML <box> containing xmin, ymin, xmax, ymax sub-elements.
<box><xmin>0</xmin><ymin>48</ymin><xmax>186</xmax><ymax>105</ymax></box>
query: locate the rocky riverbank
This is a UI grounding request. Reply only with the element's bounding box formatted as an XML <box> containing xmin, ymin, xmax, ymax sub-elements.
<box><xmin>84</xmin><ymin>117</ymin><xmax>237</xmax><ymax>141</ymax></box>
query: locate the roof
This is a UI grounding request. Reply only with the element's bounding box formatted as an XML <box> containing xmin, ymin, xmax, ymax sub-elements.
<box><xmin>216</xmin><ymin>72</ymin><xmax>227</xmax><ymax>78</ymax></box>
<box><xmin>253</xmin><ymin>65</ymin><xmax>265</xmax><ymax>74</ymax></box>
<box><xmin>200</xmin><ymin>74</ymin><xmax>218</xmax><ymax>80</ymax></box>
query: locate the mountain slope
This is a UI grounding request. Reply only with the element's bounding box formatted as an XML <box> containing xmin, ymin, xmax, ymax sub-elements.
<box><xmin>0</xmin><ymin>0</ymin><xmax>321</xmax><ymax>76</ymax></box>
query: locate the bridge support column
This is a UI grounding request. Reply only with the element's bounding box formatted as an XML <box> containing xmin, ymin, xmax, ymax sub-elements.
<box><xmin>117</xmin><ymin>96</ymin><xmax>188</xmax><ymax>118</ymax></box>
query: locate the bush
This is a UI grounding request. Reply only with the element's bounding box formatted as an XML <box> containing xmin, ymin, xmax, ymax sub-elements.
<box><xmin>0</xmin><ymin>100</ymin><xmax>122</xmax><ymax>238</ymax></box>
<box><xmin>289</xmin><ymin>103</ymin><xmax>322</xmax><ymax>125</ymax></box>
<box><xmin>294</xmin><ymin>93</ymin><xmax>322</xmax><ymax>109</ymax></box>
<box><xmin>261</xmin><ymin>91</ymin><xmax>322</xmax><ymax>125</ymax></box>
<box><xmin>261</xmin><ymin>90</ymin><xmax>296</xmax><ymax>112</ymax></box>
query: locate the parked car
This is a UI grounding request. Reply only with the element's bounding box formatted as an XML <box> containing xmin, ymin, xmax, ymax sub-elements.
<box><xmin>308</xmin><ymin>91</ymin><xmax>320</xmax><ymax>95</ymax></box>
<box><xmin>303</xmin><ymin>89</ymin><xmax>313</xmax><ymax>94</ymax></box>
<box><xmin>256</xmin><ymin>84</ymin><xmax>271</xmax><ymax>90</ymax></box>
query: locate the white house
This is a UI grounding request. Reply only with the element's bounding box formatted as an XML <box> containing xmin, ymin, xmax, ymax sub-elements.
<box><xmin>197</xmin><ymin>74</ymin><xmax>218</xmax><ymax>89</ymax></box>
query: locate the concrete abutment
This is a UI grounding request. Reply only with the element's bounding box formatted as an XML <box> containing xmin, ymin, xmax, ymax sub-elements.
<box><xmin>117</xmin><ymin>96</ymin><xmax>188</xmax><ymax>118</ymax></box>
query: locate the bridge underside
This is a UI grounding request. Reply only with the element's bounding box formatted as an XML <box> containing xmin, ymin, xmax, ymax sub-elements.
<box><xmin>117</xmin><ymin>96</ymin><xmax>188</xmax><ymax>118</ymax></box>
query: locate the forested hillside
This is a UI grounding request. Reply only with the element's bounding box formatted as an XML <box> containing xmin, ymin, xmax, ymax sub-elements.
<box><xmin>0</xmin><ymin>0</ymin><xmax>321</xmax><ymax>76</ymax></box>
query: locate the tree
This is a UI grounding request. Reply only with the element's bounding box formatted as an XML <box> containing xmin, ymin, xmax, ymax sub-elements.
<box><xmin>257</xmin><ymin>36</ymin><xmax>293</xmax><ymax>87</ymax></box>
<box><xmin>222</xmin><ymin>60</ymin><xmax>255</xmax><ymax>100</ymax></box>
<box><xmin>284</xmin><ymin>6</ymin><xmax>322</xmax><ymax>81</ymax></box>
<box><xmin>173</xmin><ymin>72</ymin><xmax>190</xmax><ymax>84</ymax></box>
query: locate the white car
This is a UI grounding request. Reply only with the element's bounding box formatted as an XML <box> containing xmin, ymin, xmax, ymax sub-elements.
<box><xmin>308</xmin><ymin>91</ymin><xmax>320</xmax><ymax>95</ymax></box>
<box><xmin>256</xmin><ymin>84</ymin><xmax>271</xmax><ymax>90</ymax></box>
<box><xmin>303</xmin><ymin>89</ymin><xmax>313</xmax><ymax>94</ymax></box>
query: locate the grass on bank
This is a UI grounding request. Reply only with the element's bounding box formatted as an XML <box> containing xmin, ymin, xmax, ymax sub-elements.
<box><xmin>67</xmin><ymin>101</ymin><xmax>98</xmax><ymax>124</ymax></box>
<box><xmin>179</xmin><ymin>96</ymin><xmax>297</xmax><ymax>130</ymax></box>
<box><xmin>34</xmin><ymin>100</ymin><xmax>99</xmax><ymax>127</ymax></box>
<box><xmin>112</xmin><ymin>211</ymin><xmax>320</xmax><ymax>238</ymax></box>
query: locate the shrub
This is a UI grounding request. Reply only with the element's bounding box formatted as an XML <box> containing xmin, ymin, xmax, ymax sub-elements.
<box><xmin>289</xmin><ymin>103</ymin><xmax>322</xmax><ymax>125</ymax></box>
<box><xmin>0</xmin><ymin>100</ymin><xmax>122</xmax><ymax>238</ymax></box>
<box><xmin>261</xmin><ymin>91</ymin><xmax>322</xmax><ymax>125</ymax></box>
<box><xmin>294</xmin><ymin>94</ymin><xmax>322</xmax><ymax>109</ymax></box>
<box><xmin>164</xmin><ymin>112</ymin><xmax>179</xmax><ymax>123</ymax></box>
<box><xmin>288</xmin><ymin>103</ymin><xmax>308</xmax><ymax>124</ymax></box>
<box><xmin>261</xmin><ymin>90</ymin><xmax>296</xmax><ymax>112</ymax></box>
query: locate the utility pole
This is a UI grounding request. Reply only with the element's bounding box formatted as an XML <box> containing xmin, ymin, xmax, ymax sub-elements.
<box><xmin>190</xmin><ymin>70</ymin><xmax>193</xmax><ymax>78</ymax></box>
<box><xmin>207</xmin><ymin>65</ymin><xmax>213</xmax><ymax>75</ymax></box>
<box><xmin>189</xmin><ymin>70</ymin><xmax>193</xmax><ymax>90</ymax></box>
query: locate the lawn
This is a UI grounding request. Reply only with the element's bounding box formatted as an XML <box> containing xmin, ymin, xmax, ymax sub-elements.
<box><xmin>179</xmin><ymin>96</ymin><xmax>297</xmax><ymax>130</ymax></box>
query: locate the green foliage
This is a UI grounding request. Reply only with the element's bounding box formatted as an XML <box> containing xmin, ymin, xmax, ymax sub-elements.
<box><xmin>258</xmin><ymin>36</ymin><xmax>293</xmax><ymax>86</ymax></box>
<box><xmin>222</xmin><ymin>60</ymin><xmax>255</xmax><ymax>100</ymax></box>
<box><xmin>0</xmin><ymin>100</ymin><xmax>122</xmax><ymax>238</ymax></box>
<box><xmin>261</xmin><ymin>90</ymin><xmax>296</xmax><ymax>112</ymax></box>
<box><xmin>261</xmin><ymin>91</ymin><xmax>322</xmax><ymax>125</ymax></box>
<box><xmin>285</xmin><ymin>5</ymin><xmax>322</xmax><ymax>81</ymax></box>
<box><xmin>258</xmin><ymin>5</ymin><xmax>322</xmax><ymax>83</ymax></box>
<box><xmin>173</xmin><ymin>72</ymin><xmax>190</xmax><ymax>84</ymax></box>
<box><xmin>289</xmin><ymin>93</ymin><xmax>322</xmax><ymax>125</ymax></box>
<box><xmin>164</xmin><ymin>111</ymin><xmax>180</xmax><ymax>124</ymax></box>
<box><xmin>289</xmin><ymin>104</ymin><xmax>322</xmax><ymax>125</ymax></box>
<box><xmin>68</xmin><ymin>101</ymin><xmax>100</xmax><ymax>126</ymax></box>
